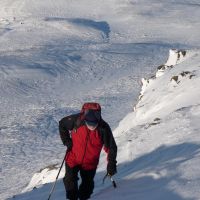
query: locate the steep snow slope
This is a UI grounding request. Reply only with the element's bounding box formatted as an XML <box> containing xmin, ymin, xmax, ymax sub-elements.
<box><xmin>12</xmin><ymin>49</ymin><xmax>200</xmax><ymax>200</ymax></box>
<box><xmin>96</xmin><ymin>49</ymin><xmax>200</xmax><ymax>200</ymax></box>
<box><xmin>1</xmin><ymin>0</ymin><xmax>200</xmax><ymax>199</ymax></box>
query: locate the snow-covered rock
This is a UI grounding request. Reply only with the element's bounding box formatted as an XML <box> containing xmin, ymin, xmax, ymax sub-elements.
<box><xmin>22</xmin><ymin>164</ymin><xmax>64</xmax><ymax>193</ymax></box>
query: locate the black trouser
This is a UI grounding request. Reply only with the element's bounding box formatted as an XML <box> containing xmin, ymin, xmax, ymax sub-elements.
<box><xmin>63</xmin><ymin>164</ymin><xmax>96</xmax><ymax>200</ymax></box>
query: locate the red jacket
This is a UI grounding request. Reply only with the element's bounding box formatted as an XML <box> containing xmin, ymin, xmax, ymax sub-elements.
<box><xmin>59</xmin><ymin>114</ymin><xmax>117</xmax><ymax>170</ymax></box>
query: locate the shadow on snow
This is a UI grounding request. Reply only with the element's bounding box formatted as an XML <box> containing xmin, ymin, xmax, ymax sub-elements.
<box><xmin>45</xmin><ymin>17</ymin><xmax>110</xmax><ymax>39</ymax></box>
<box><xmin>10</xmin><ymin>142</ymin><xmax>200</xmax><ymax>200</ymax></box>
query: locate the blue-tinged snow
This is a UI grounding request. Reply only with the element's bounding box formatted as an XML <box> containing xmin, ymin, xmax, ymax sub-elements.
<box><xmin>0</xmin><ymin>0</ymin><xmax>200</xmax><ymax>200</ymax></box>
<box><xmin>11</xmin><ymin>49</ymin><xmax>200</xmax><ymax>200</ymax></box>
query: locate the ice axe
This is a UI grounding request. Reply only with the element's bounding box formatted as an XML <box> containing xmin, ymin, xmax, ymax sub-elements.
<box><xmin>103</xmin><ymin>173</ymin><xmax>117</xmax><ymax>188</ymax></box>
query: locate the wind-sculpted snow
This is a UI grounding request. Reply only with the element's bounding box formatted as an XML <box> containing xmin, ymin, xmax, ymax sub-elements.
<box><xmin>0</xmin><ymin>42</ymin><xmax>168</xmax><ymax>199</ymax></box>
<box><xmin>10</xmin><ymin>49</ymin><xmax>200</xmax><ymax>200</ymax></box>
<box><xmin>45</xmin><ymin>17</ymin><xmax>110</xmax><ymax>40</ymax></box>
<box><xmin>133</xmin><ymin>50</ymin><xmax>200</xmax><ymax>123</ymax></box>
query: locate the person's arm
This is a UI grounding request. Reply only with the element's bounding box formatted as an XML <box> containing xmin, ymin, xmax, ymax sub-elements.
<box><xmin>101</xmin><ymin>121</ymin><xmax>117</xmax><ymax>175</ymax></box>
<box><xmin>59</xmin><ymin>114</ymin><xmax>79</xmax><ymax>148</ymax></box>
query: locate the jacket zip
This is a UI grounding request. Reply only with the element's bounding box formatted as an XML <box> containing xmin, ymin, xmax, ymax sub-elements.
<box><xmin>81</xmin><ymin>128</ymin><xmax>90</xmax><ymax>165</ymax></box>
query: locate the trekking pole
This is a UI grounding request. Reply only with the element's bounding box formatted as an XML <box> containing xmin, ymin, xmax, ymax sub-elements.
<box><xmin>47</xmin><ymin>153</ymin><xmax>66</xmax><ymax>200</ymax></box>
<box><xmin>103</xmin><ymin>173</ymin><xmax>117</xmax><ymax>188</ymax></box>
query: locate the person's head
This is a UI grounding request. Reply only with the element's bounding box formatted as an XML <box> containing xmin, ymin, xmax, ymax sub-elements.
<box><xmin>84</xmin><ymin>109</ymin><xmax>100</xmax><ymax>130</ymax></box>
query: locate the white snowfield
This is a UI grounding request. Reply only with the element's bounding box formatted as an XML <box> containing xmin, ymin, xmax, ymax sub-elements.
<box><xmin>12</xmin><ymin>49</ymin><xmax>200</xmax><ymax>200</ymax></box>
<box><xmin>0</xmin><ymin>0</ymin><xmax>200</xmax><ymax>200</ymax></box>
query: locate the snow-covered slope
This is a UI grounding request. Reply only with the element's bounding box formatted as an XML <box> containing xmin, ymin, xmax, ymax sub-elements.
<box><xmin>12</xmin><ymin>49</ymin><xmax>200</xmax><ymax>200</ymax></box>
<box><xmin>98</xmin><ymin>49</ymin><xmax>200</xmax><ymax>200</ymax></box>
<box><xmin>1</xmin><ymin>0</ymin><xmax>200</xmax><ymax>199</ymax></box>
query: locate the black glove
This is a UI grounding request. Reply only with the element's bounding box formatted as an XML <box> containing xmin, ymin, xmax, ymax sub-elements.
<box><xmin>65</xmin><ymin>139</ymin><xmax>73</xmax><ymax>151</ymax></box>
<box><xmin>107</xmin><ymin>161</ymin><xmax>117</xmax><ymax>176</ymax></box>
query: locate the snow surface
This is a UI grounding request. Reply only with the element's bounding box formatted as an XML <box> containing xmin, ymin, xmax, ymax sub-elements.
<box><xmin>0</xmin><ymin>0</ymin><xmax>200</xmax><ymax>200</ymax></box>
<box><xmin>11</xmin><ymin>49</ymin><xmax>200</xmax><ymax>200</ymax></box>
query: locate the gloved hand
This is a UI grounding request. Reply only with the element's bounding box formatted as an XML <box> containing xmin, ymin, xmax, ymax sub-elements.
<box><xmin>107</xmin><ymin>161</ymin><xmax>117</xmax><ymax>176</ymax></box>
<box><xmin>65</xmin><ymin>139</ymin><xmax>73</xmax><ymax>151</ymax></box>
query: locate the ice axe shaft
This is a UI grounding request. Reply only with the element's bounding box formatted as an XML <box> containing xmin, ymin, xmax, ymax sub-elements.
<box><xmin>110</xmin><ymin>176</ymin><xmax>117</xmax><ymax>188</ymax></box>
<box><xmin>103</xmin><ymin>173</ymin><xmax>117</xmax><ymax>188</ymax></box>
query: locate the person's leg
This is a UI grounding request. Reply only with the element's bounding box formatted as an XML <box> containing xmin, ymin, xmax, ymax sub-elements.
<box><xmin>63</xmin><ymin>164</ymin><xmax>79</xmax><ymax>200</ymax></box>
<box><xmin>79</xmin><ymin>168</ymin><xmax>96</xmax><ymax>200</ymax></box>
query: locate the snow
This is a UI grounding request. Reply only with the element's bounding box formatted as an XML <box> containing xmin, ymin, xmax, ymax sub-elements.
<box><xmin>0</xmin><ymin>0</ymin><xmax>200</xmax><ymax>200</ymax></box>
<box><xmin>10</xmin><ymin>49</ymin><xmax>200</xmax><ymax>200</ymax></box>
<box><xmin>95</xmin><ymin>49</ymin><xmax>200</xmax><ymax>200</ymax></box>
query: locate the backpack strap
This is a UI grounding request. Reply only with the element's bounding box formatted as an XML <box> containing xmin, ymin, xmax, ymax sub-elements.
<box><xmin>73</xmin><ymin>114</ymin><xmax>84</xmax><ymax>132</ymax></box>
